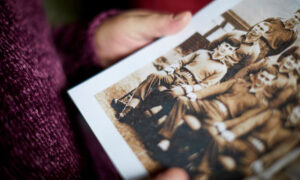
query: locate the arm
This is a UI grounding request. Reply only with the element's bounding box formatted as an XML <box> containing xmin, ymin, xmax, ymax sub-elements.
<box><xmin>185</xmin><ymin>68</ymin><xmax>227</xmax><ymax>94</ymax></box>
<box><xmin>185</xmin><ymin>70</ymin><xmax>227</xmax><ymax>100</ymax></box>
<box><xmin>164</xmin><ymin>49</ymin><xmax>199</xmax><ymax>74</ymax></box>
<box><xmin>179</xmin><ymin>51</ymin><xmax>199</xmax><ymax>66</ymax></box>
<box><xmin>199</xmin><ymin>69</ymin><xmax>227</xmax><ymax>87</ymax></box>
<box><xmin>268</xmin><ymin>86</ymin><xmax>296</xmax><ymax>109</ymax></box>
<box><xmin>233</xmin><ymin>60</ymin><xmax>266</xmax><ymax>79</ymax></box>
<box><xmin>194</xmin><ymin>79</ymin><xmax>236</xmax><ymax>100</ymax></box>
<box><xmin>229</xmin><ymin>109</ymin><xmax>273</xmax><ymax>138</ymax></box>
<box><xmin>170</xmin><ymin>68</ymin><xmax>226</xmax><ymax>99</ymax></box>
<box><xmin>224</xmin><ymin>105</ymin><xmax>268</xmax><ymax>129</ymax></box>
<box><xmin>225</xmin><ymin>86</ymin><xmax>295</xmax><ymax>130</ymax></box>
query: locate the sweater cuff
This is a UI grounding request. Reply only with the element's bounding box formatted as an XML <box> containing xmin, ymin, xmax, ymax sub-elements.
<box><xmin>86</xmin><ymin>9</ymin><xmax>121</xmax><ymax>67</ymax></box>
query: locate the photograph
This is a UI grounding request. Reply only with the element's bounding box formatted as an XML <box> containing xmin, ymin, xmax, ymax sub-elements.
<box><xmin>93</xmin><ymin>0</ymin><xmax>300</xmax><ymax>179</ymax></box>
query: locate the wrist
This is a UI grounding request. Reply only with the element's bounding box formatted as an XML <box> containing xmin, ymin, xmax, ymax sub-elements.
<box><xmin>90</xmin><ymin>10</ymin><xmax>121</xmax><ymax>67</ymax></box>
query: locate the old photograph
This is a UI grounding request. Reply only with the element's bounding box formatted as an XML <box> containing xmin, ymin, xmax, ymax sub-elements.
<box><xmin>94</xmin><ymin>0</ymin><xmax>300</xmax><ymax>179</ymax></box>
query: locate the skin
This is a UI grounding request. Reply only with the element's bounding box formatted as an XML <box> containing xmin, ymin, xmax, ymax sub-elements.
<box><xmin>153</xmin><ymin>168</ymin><xmax>189</xmax><ymax>180</ymax></box>
<box><xmin>94</xmin><ymin>10</ymin><xmax>192</xmax><ymax>67</ymax></box>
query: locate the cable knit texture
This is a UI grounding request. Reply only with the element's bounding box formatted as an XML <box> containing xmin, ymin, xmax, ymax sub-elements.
<box><xmin>0</xmin><ymin>0</ymin><xmax>119</xmax><ymax>179</ymax></box>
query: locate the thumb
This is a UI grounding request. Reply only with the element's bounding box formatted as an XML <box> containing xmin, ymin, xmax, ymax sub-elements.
<box><xmin>153</xmin><ymin>168</ymin><xmax>189</xmax><ymax>180</ymax></box>
<box><xmin>141</xmin><ymin>11</ymin><xmax>192</xmax><ymax>40</ymax></box>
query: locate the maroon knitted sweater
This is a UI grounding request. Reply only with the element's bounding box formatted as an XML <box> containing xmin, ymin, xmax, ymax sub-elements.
<box><xmin>0</xmin><ymin>0</ymin><xmax>119</xmax><ymax>179</ymax></box>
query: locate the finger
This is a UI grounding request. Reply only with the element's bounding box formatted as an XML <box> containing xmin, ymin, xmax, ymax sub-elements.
<box><xmin>123</xmin><ymin>9</ymin><xmax>159</xmax><ymax>16</ymax></box>
<box><xmin>154</xmin><ymin>168</ymin><xmax>189</xmax><ymax>180</ymax></box>
<box><xmin>140</xmin><ymin>11</ymin><xmax>192</xmax><ymax>40</ymax></box>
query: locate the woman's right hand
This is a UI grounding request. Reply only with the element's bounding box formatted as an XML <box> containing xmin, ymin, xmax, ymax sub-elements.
<box><xmin>94</xmin><ymin>10</ymin><xmax>191</xmax><ymax>67</ymax></box>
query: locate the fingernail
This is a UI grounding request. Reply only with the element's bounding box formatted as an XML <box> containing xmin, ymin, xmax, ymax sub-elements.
<box><xmin>173</xmin><ymin>12</ymin><xmax>188</xmax><ymax>21</ymax></box>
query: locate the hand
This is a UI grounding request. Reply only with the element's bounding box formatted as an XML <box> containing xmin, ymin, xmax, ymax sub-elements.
<box><xmin>186</xmin><ymin>92</ymin><xmax>197</xmax><ymax>101</ymax></box>
<box><xmin>193</xmin><ymin>84</ymin><xmax>206</xmax><ymax>91</ymax></box>
<box><xmin>221</xmin><ymin>130</ymin><xmax>236</xmax><ymax>142</ymax></box>
<box><xmin>170</xmin><ymin>63</ymin><xmax>180</xmax><ymax>70</ymax></box>
<box><xmin>170</xmin><ymin>86</ymin><xmax>185</xmax><ymax>97</ymax></box>
<box><xmin>164</xmin><ymin>66</ymin><xmax>175</xmax><ymax>74</ymax></box>
<box><xmin>164</xmin><ymin>63</ymin><xmax>181</xmax><ymax>74</ymax></box>
<box><xmin>153</xmin><ymin>168</ymin><xmax>189</xmax><ymax>180</ymax></box>
<box><xmin>94</xmin><ymin>10</ymin><xmax>192</xmax><ymax>67</ymax></box>
<box><xmin>181</xmin><ymin>84</ymin><xmax>193</xmax><ymax>94</ymax></box>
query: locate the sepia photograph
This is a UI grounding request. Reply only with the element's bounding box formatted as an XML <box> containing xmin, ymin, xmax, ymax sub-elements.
<box><xmin>92</xmin><ymin>0</ymin><xmax>300</xmax><ymax>179</ymax></box>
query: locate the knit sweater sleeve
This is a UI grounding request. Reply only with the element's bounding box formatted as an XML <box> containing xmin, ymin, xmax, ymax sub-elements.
<box><xmin>0</xmin><ymin>0</ymin><xmax>120</xmax><ymax>179</ymax></box>
<box><xmin>53</xmin><ymin>10</ymin><xmax>120</xmax><ymax>78</ymax></box>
